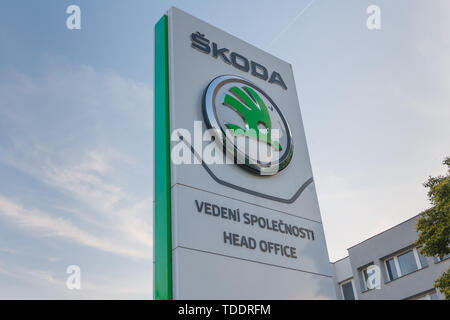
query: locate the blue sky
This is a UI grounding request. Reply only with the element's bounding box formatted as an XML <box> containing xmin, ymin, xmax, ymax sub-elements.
<box><xmin>0</xmin><ymin>0</ymin><xmax>449</xmax><ymax>298</ymax></box>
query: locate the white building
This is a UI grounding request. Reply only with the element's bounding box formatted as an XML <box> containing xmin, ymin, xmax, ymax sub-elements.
<box><xmin>332</xmin><ymin>214</ymin><xmax>449</xmax><ymax>300</ymax></box>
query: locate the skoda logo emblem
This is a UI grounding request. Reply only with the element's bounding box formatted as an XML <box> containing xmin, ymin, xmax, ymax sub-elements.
<box><xmin>202</xmin><ymin>75</ymin><xmax>293</xmax><ymax>175</ymax></box>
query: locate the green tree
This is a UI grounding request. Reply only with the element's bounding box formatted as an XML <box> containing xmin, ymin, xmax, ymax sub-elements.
<box><xmin>416</xmin><ymin>157</ymin><xmax>450</xmax><ymax>299</ymax></box>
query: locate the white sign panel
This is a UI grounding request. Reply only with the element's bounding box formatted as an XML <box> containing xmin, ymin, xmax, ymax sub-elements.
<box><xmin>159</xmin><ymin>7</ymin><xmax>336</xmax><ymax>299</ymax></box>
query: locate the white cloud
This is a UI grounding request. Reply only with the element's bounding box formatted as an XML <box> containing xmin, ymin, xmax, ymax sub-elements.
<box><xmin>0</xmin><ymin>195</ymin><xmax>149</xmax><ymax>259</ymax></box>
<box><xmin>0</xmin><ymin>145</ymin><xmax>154</xmax><ymax>254</ymax></box>
<box><xmin>0</xmin><ymin>262</ymin><xmax>152</xmax><ymax>299</ymax></box>
<box><xmin>0</xmin><ymin>62</ymin><xmax>154</xmax><ymax>258</ymax></box>
<box><xmin>0</xmin><ymin>62</ymin><xmax>155</xmax><ymax>298</ymax></box>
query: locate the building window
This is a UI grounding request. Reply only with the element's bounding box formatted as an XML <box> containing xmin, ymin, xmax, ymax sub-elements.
<box><xmin>398</xmin><ymin>250</ymin><xmax>418</xmax><ymax>275</ymax></box>
<box><xmin>384</xmin><ymin>247</ymin><xmax>428</xmax><ymax>282</ymax></box>
<box><xmin>417</xmin><ymin>248</ymin><xmax>428</xmax><ymax>268</ymax></box>
<box><xmin>385</xmin><ymin>258</ymin><xmax>399</xmax><ymax>281</ymax></box>
<box><xmin>360</xmin><ymin>264</ymin><xmax>375</xmax><ymax>291</ymax></box>
<box><xmin>435</xmin><ymin>253</ymin><xmax>450</xmax><ymax>263</ymax></box>
<box><xmin>408</xmin><ymin>290</ymin><xmax>438</xmax><ymax>300</ymax></box>
<box><xmin>416</xmin><ymin>294</ymin><xmax>432</xmax><ymax>300</ymax></box>
<box><xmin>340</xmin><ymin>279</ymin><xmax>355</xmax><ymax>300</ymax></box>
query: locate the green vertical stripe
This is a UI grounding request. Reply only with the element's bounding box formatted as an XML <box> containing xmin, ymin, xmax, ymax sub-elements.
<box><xmin>154</xmin><ymin>14</ymin><xmax>172</xmax><ymax>300</ymax></box>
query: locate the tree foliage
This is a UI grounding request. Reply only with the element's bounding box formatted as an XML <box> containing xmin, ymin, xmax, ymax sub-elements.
<box><xmin>416</xmin><ymin>157</ymin><xmax>450</xmax><ymax>299</ymax></box>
